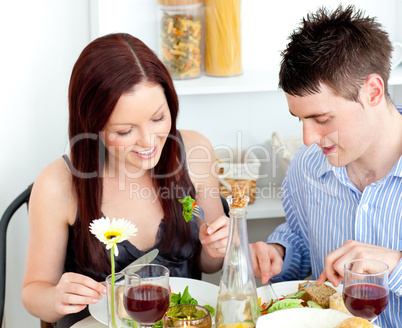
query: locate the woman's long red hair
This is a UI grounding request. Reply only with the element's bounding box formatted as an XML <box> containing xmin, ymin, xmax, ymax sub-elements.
<box><xmin>68</xmin><ymin>33</ymin><xmax>195</xmax><ymax>277</ymax></box>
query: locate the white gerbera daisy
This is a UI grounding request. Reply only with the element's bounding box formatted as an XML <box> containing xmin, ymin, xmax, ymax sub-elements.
<box><xmin>89</xmin><ymin>217</ymin><xmax>138</xmax><ymax>256</ymax></box>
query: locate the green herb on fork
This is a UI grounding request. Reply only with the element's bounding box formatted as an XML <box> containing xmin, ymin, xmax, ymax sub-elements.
<box><xmin>178</xmin><ymin>196</ymin><xmax>196</xmax><ymax>222</ymax></box>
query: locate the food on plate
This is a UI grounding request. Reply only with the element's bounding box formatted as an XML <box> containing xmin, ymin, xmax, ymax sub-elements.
<box><xmin>178</xmin><ymin>196</ymin><xmax>196</xmax><ymax>222</ymax></box>
<box><xmin>259</xmin><ymin>289</ymin><xmax>322</xmax><ymax>315</ymax></box>
<box><xmin>166</xmin><ymin>304</ymin><xmax>208</xmax><ymax>320</ymax></box>
<box><xmin>330</xmin><ymin>292</ymin><xmax>352</xmax><ymax>314</ymax></box>
<box><xmin>153</xmin><ymin>285</ymin><xmax>215</xmax><ymax>328</ymax></box>
<box><xmin>260</xmin><ymin>280</ymin><xmax>339</xmax><ymax>315</ymax></box>
<box><xmin>333</xmin><ymin>317</ymin><xmax>373</xmax><ymax>328</ymax></box>
<box><xmin>298</xmin><ymin>280</ymin><xmax>337</xmax><ymax>309</ymax></box>
<box><xmin>170</xmin><ymin>286</ymin><xmax>215</xmax><ymax>316</ymax></box>
<box><xmin>231</xmin><ymin>184</ymin><xmax>247</xmax><ymax>208</ymax></box>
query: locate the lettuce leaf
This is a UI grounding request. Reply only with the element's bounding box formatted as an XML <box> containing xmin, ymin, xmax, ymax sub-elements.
<box><xmin>267</xmin><ymin>299</ymin><xmax>304</xmax><ymax>313</ymax></box>
<box><xmin>178</xmin><ymin>196</ymin><xmax>196</xmax><ymax>222</ymax></box>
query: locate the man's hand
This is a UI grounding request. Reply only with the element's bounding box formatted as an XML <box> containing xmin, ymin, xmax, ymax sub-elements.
<box><xmin>317</xmin><ymin>240</ymin><xmax>402</xmax><ymax>287</ymax></box>
<box><xmin>249</xmin><ymin>242</ymin><xmax>285</xmax><ymax>284</ymax></box>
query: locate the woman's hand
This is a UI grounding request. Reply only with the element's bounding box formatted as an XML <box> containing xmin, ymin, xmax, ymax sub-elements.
<box><xmin>199</xmin><ymin>215</ymin><xmax>230</xmax><ymax>257</ymax></box>
<box><xmin>198</xmin><ymin>215</ymin><xmax>230</xmax><ymax>273</ymax></box>
<box><xmin>53</xmin><ymin>272</ymin><xmax>106</xmax><ymax>317</ymax></box>
<box><xmin>249</xmin><ymin>242</ymin><xmax>284</xmax><ymax>284</ymax></box>
<box><xmin>317</xmin><ymin>240</ymin><xmax>402</xmax><ymax>287</ymax></box>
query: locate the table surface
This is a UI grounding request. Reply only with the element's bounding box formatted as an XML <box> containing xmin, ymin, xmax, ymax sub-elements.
<box><xmin>71</xmin><ymin>316</ymin><xmax>106</xmax><ymax>328</ymax></box>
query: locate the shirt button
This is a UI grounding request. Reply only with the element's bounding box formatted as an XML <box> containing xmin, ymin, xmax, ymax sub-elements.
<box><xmin>362</xmin><ymin>204</ymin><xmax>369</xmax><ymax>211</ymax></box>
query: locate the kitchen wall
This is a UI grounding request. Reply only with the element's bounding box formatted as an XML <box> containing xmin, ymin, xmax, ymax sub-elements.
<box><xmin>1</xmin><ymin>1</ymin><xmax>90</xmax><ymax>327</ymax></box>
<box><xmin>1</xmin><ymin>0</ymin><xmax>401</xmax><ymax>327</ymax></box>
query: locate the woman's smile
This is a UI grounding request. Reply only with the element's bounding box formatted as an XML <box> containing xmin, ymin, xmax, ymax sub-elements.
<box><xmin>133</xmin><ymin>145</ymin><xmax>158</xmax><ymax>159</ymax></box>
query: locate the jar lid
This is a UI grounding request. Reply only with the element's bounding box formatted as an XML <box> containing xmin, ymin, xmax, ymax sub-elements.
<box><xmin>157</xmin><ymin>0</ymin><xmax>202</xmax><ymax>6</ymax></box>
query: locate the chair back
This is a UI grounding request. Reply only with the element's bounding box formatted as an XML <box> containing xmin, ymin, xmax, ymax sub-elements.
<box><xmin>0</xmin><ymin>184</ymin><xmax>54</xmax><ymax>328</ymax></box>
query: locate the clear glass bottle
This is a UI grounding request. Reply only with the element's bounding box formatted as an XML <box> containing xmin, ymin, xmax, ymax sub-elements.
<box><xmin>215</xmin><ymin>195</ymin><xmax>260</xmax><ymax>328</ymax></box>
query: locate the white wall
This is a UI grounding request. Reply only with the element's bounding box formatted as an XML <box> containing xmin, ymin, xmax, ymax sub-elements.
<box><xmin>1</xmin><ymin>0</ymin><xmax>400</xmax><ymax>327</ymax></box>
<box><xmin>94</xmin><ymin>0</ymin><xmax>400</xmax><ymax>70</ymax></box>
<box><xmin>1</xmin><ymin>1</ymin><xmax>90</xmax><ymax>327</ymax></box>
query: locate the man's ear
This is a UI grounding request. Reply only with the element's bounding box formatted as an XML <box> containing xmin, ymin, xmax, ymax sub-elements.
<box><xmin>365</xmin><ymin>74</ymin><xmax>384</xmax><ymax>106</ymax></box>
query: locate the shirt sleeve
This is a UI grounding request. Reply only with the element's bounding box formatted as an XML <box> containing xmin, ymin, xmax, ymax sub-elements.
<box><xmin>267</xmin><ymin>171</ymin><xmax>311</xmax><ymax>281</ymax></box>
<box><xmin>389</xmin><ymin>254</ymin><xmax>402</xmax><ymax>296</ymax></box>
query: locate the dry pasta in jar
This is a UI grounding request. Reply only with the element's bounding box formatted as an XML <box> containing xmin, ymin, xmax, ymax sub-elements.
<box><xmin>157</xmin><ymin>0</ymin><xmax>203</xmax><ymax>79</ymax></box>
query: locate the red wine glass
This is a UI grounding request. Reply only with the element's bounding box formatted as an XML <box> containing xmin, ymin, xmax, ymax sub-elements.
<box><xmin>343</xmin><ymin>259</ymin><xmax>389</xmax><ymax>322</ymax></box>
<box><xmin>123</xmin><ymin>264</ymin><xmax>170</xmax><ymax>328</ymax></box>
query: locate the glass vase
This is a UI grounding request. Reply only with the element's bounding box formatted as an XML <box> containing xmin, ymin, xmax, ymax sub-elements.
<box><xmin>106</xmin><ymin>272</ymin><xmax>138</xmax><ymax>328</ymax></box>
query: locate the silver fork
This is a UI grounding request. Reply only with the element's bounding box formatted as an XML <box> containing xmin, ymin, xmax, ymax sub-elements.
<box><xmin>192</xmin><ymin>205</ymin><xmax>208</xmax><ymax>227</ymax></box>
<box><xmin>268</xmin><ymin>280</ymin><xmax>279</xmax><ymax>299</ymax></box>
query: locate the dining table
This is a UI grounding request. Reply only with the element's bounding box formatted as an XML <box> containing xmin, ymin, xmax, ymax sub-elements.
<box><xmin>70</xmin><ymin>279</ymin><xmax>372</xmax><ymax>328</ymax></box>
<box><xmin>71</xmin><ymin>315</ymin><xmax>106</xmax><ymax>328</ymax></box>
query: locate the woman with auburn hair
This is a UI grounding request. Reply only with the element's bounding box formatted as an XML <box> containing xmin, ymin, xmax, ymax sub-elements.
<box><xmin>22</xmin><ymin>33</ymin><xmax>229</xmax><ymax>327</ymax></box>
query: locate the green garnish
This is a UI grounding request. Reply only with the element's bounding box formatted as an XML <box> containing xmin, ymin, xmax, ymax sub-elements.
<box><xmin>267</xmin><ymin>299</ymin><xmax>304</xmax><ymax>313</ymax></box>
<box><xmin>152</xmin><ymin>285</ymin><xmax>215</xmax><ymax>328</ymax></box>
<box><xmin>178</xmin><ymin>196</ymin><xmax>196</xmax><ymax>222</ymax></box>
<box><xmin>167</xmin><ymin>305</ymin><xmax>206</xmax><ymax>319</ymax></box>
<box><xmin>203</xmin><ymin>305</ymin><xmax>215</xmax><ymax>317</ymax></box>
<box><xmin>307</xmin><ymin>300</ymin><xmax>322</xmax><ymax>308</ymax></box>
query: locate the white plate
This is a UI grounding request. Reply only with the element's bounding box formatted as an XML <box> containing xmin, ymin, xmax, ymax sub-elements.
<box><xmin>256</xmin><ymin>280</ymin><xmax>342</xmax><ymax>305</ymax></box>
<box><xmin>256</xmin><ymin>281</ymin><xmax>380</xmax><ymax>328</ymax></box>
<box><xmin>89</xmin><ymin>277</ymin><xmax>219</xmax><ymax>325</ymax></box>
<box><xmin>256</xmin><ymin>307</ymin><xmax>380</xmax><ymax>328</ymax></box>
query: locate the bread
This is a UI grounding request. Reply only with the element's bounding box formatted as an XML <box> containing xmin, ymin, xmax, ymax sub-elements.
<box><xmin>330</xmin><ymin>292</ymin><xmax>352</xmax><ymax>314</ymax></box>
<box><xmin>333</xmin><ymin>317</ymin><xmax>373</xmax><ymax>328</ymax></box>
<box><xmin>298</xmin><ymin>280</ymin><xmax>337</xmax><ymax>309</ymax></box>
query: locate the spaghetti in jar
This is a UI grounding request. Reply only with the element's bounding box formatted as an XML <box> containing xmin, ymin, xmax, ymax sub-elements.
<box><xmin>204</xmin><ymin>0</ymin><xmax>242</xmax><ymax>76</ymax></box>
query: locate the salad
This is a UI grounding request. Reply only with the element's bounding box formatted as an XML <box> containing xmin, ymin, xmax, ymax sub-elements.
<box><xmin>178</xmin><ymin>196</ymin><xmax>196</xmax><ymax>222</ymax></box>
<box><xmin>260</xmin><ymin>290</ymin><xmax>322</xmax><ymax>315</ymax></box>
<box><xmin>153</xmin><ymin>286</ymin><xmax>215</xmax><ymax>328</ymax></box>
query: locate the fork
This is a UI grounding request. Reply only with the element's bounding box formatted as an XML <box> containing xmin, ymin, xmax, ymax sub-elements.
<box><xmin>192</xmin><ymin>204</ymin><xmax>208</xmax><ymax>227</ymax></box>
<box><xmin>268</xmin><ymin>280</ymin><xmax>279</xmax><ymax>299</ymax></box>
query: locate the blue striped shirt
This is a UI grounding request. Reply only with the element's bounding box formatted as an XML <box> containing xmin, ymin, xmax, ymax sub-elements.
<box><xmin>268</xmin><ymin>106</ymin><xmax>402</xmax><ymax>328</ymax></box>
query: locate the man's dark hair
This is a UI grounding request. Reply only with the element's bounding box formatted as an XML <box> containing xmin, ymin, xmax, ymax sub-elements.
<box><xmin>279</xmin><ymin>5</ymin><xmax>393</xmax><ymax>102</ymax></box>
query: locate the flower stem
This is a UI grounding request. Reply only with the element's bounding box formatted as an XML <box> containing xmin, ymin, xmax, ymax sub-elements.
<box><xmin>111</xmin><ymin>245</ymin><xmax>118</xmax><ymax>328</ymax></box>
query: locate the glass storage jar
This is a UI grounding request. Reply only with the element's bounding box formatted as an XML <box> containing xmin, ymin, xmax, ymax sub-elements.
<box><xmin>157</xmin><ymin>0</ymin><xmax>203</xmax><ymax>79</ymax></box>
<box><xmin>204</xmin><ymin>0</ymin><xmax>242</xmax><ymax>76</ymax></box>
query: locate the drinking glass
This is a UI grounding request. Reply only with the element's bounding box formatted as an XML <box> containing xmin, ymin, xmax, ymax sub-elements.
<box><xmin>106</xmin><ymin>271</ymin><xmax>138</xmax><ymax>328</ymax></box>
<box><xmin>123</xmin><ymin>264</ymin><xmax>170</xmax><ymax>328</ymax></box>
<box><xmin>343</xmin><ymin>259</ymin><xmax>389</xmax><ymax>322</ymax></box>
